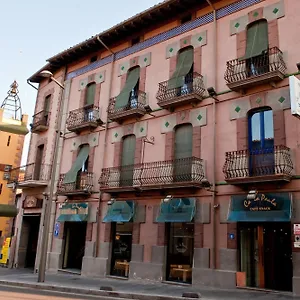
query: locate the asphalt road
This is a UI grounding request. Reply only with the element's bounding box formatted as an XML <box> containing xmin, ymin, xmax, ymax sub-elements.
<box><xmin>0</xmin><ymin>284</ymin><xmax>124</xmax><ymax>300</ymax></box>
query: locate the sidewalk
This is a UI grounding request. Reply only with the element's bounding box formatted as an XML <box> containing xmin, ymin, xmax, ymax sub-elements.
<box><xmin>0</xmin><ymin>267</ymin><xmax>297</xmax><ymax>299</ymax></box>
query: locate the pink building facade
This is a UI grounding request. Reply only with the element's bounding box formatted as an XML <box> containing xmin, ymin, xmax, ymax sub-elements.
<box><xmin>21</xmin><ymin>0</ymin><xmax>300</xmax><ymax>294</ymax></box>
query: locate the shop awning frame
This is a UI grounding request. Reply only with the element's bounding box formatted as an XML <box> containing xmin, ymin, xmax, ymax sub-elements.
<box><xmin>103</xmin><ymin>200</ymin><xmax>135</xmax><ymax>223</ymax></box>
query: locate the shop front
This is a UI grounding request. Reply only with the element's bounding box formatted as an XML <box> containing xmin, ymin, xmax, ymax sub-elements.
<box><xmin>228</xmin><ymin>193</ymin><xmax>292</xmax><ymax>292</ymax></box>
<box><xmin>103</xmin><ymin>200</ymin><xmax>135</xmax><ymax>278</ymax></box>
<box><xmin>156</xmin><ymin>197</ymin><xmax>195</xmax><ymax>284</ymax></box>
<box><xmin>57</xmin><ymin>203</ymin><xmax>89</xmax><ymax>272</ymax></box>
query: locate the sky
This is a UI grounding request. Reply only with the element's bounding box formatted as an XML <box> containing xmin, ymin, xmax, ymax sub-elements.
<box><xmin>0</xmin><ymin>0</ymin><xmax>161</xmax><ymax>165</ymax></box>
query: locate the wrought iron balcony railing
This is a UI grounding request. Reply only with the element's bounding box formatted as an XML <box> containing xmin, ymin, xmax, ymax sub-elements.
<box><xmin>156</xmin><ymin>72</ymin><xmax>205</xmax><ymax>109</ymax></box>
<box><xmin>223</xmin><ymin>145</ymin><xmax>293</xmax><ymax>184</ymax></box>
<box><xmin>8</xmin><ymin>163</ymin><xmax>52</xmax><ymax>187</ymax></box>
<box><xmin>57</xmin><ymin>172</ymin><xmax>94</xmax><ymax>195</ymax></box>
<box><xmin>99</xmin><ymin>157</ymin><xmax>206</xmax><ymax>192</ymax></box>
<box><xmin>108</xmin><ymin>90</ymin><xmax>147</xmax><ymax>122</ymax></box>
<box><xmin>67</xmin><ymin>105</ymin><xmax>102</xmax><ymax>132</ymax></box>
<box><xmin>224</xmin><ymin>47</ymin><xmax>286</xmax><ymax>91</ymax></box>
<box><xmin>30</xmin><ymin>111</ymin><xmax>50</xmax><ymax>133</ymax></box>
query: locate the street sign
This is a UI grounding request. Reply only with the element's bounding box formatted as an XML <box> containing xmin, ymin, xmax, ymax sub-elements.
<box><xmin>54</xmin><ymin>223</ymin><xmax>60</xmax><ymax>237</ymax></box>
<box><xmin>294</xmin><ymin>224</ymin><xmax>300</xmax><ymax>235</ymax></box>
<box><xmin>289</xmin><ymin>75</ymin><xmax>300</xmax><ymax>119</ymax></box>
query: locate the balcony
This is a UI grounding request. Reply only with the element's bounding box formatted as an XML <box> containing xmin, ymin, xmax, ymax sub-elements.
<box><xmin>99</xmin><ymin>157</ymin><xmax>206</xmax><ymax>193</ymax></box>
<box><xmin>108</xmin><ymin>91</ymin><xmax>147</xmax><ymax>123</ymax></box>
<box><xmin>156</xmin><ymin>72</ymin><xmax>205</xmax><ymax>109</ymax></box>
<box><xmin>67</xmin><ymin>105</ymin><xmax>102</xmax><ymax>133</ymax></box>
<box><xmin>224</xmin><ymin>47</ymin><xmax>286</xmax><ymax>92</ymax></box>
<box><xmin>30</xmin><ymin>111</ymin><xmax>50</xmax><ymax>133</ymax></box>
<box><xmin>223</xmin><ymin>145</ymin><xmax>293</xmax><ymax>184</ymax></box>
<box><xmin>8</xmin><ymin>163</ymin><xmax>51</xmax><ymax>188</ymax></box>
<box><xmin>57</xmin><ymin>172</ymin><xmax>93</xmax><ymax>196</ymax></box>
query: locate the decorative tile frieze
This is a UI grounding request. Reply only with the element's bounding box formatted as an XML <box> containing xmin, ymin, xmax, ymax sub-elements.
<box><xmin>231</xmin><ymin>0</ymin><xmax>285</xmax><ymax>35</ymax></box>
<box><xmin>266</xmin><ymin>88</ymin><xmax>290</xmax><ymax>111</ymax></box>
<box><xmin>78</xmin><ymin>70</ymin><xmax>106</xmax><ymax>91</ymax></box>
<box><xmin>112</xmin><ymin>127</ymin><xmax>124</xmax><ymax>143</ymax></box>
<box><xmin>78</xmin><ymin>78</ymin><xmax>88</xmax><ymax>91</ymax></box>
<box><xmin>230</xmin><ymin>15</ymin><xmax>249</xmax><ymax>35</ymax></box>
<box><xmin>71</xmin><ymin>132</ymin><xmax>99</xmax><ymax>151</ymax></box>
<box><xmin>111</xmin><ymin>121</ymin><xmax>148</xmax><ymax>143</ymax></box>
<box><xmin>263</xmin><ymin>0</ymin><xmax>285</xmax><ymax>22</ymax></box>
<box><xmin>161</xmin><ymin>115</ymin><xmax>177</xmax><ymax>133</ymax></box>
<box><xmin>230</xmin><ymin>98</ymin><xmax>251</xmax><ymax>120</ymax></box>
<box><xmin>134</xmin><ymin>121</ymin><xmax>148</xmax><ymax>138</ymax></box>
<box><xmin>190</xmin><ymin>107</ymin><xmax>207</xmax><ymax>127</ymax></box>
<box><xmin>95</xmin><ymin>71</ymin><xmax>106</xmax><ymax>84</ymax></box>
<box><xmin>118</xmin><ymin>53</ymin><xmax>151</xmax><ymax>76</ymax></box>
<box><xmin>166</xmin><ymin>31</ymin><xmax>207</xmax><ymax>59</ymax></box>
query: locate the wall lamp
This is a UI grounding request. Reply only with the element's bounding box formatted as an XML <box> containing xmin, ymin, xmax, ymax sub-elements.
<box><xmin>247</xmin><ymin>190</ymin><xmax>258</xmax><ymax>201</ymax></box>
<box><xmin>107</xmin><ymin>198</ymin><xmax>116</xmax><ymax>206</ymax></box>
<box><xmin>162</xmin><ymin>195</ymin><xmax>173</xmax><ymax>203</ymax></box>
<box><xmin>207</xmin><ymin>87</ymin><xmax>219</xmax><ymax>101</ymax></box>
<box><xmin>39</xmin><ymin>70</ymin><xmax>65</xmax><ymax>90</ymax></box>
<box><xmin>297</xmin><ymin>63</ymin><xmax>300</xmax><ymax>72</ymax></box>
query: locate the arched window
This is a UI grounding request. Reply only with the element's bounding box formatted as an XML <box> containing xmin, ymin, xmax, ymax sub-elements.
<box><xmin>115</xmin><ymin>67</ymin><xmax>140</xmax><ymax>110</ymax></box>
<box><xmin>85</xmin><ymin>82</ymin><xmax>96</xmax><ymax>106</ymax></box>
<box><xmin>244</xmin><ymin>19</ymin><xmax>269</xmax><ymax>76</ymax></box>
<box><xmin>169</xmin><ymin>46</ymin><xmax>194</xmax><ymax>94</ymax></box>
<box><xmin>120</xmin><ymin>135</ymin><xmax>136</xmax><ymax>186</ymax></box>
<box><xmin>248</xmin><ymin>108</ymin><xmax>274</xmax><ymax>176</ymax></box>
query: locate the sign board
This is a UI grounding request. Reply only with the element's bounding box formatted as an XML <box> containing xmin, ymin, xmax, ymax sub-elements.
<box><xmin>294</xmin><ymin>242</ymin><xmax>300</xmax><ymax>248</ymax></box>
<box><xmin>0</xmin><ymin>238</ymin><xmax>11</xmax><ymax>264</ymax></box>
<box><xmin>54</xmin><ymin>223</ymin><xmax>60</xmax><ymax>237</ymax></box>
<box><xmin>289</xmin><ymin>75</ymin><xmax>300</xmax><ymax>118</ymax></box>
<box><xmin>294</xmin><ymin>224</ymin><xmax>300</xmax><ymax>235</ymax></box>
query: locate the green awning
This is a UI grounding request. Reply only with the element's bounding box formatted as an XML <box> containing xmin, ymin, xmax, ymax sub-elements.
<box><xmin>243</xmin><ymin>20</ymin><xmax>268</xmax><ymax>60</ymax></box>
<box><xmin>0</xmin><ymin>123</ymin><xmax>29</xmax><ymax>135</ymax></box>
<box><xmin>57</xmin><ymin>203</ymin><xmax>89</xmax><ymax>222</ymax></box>
<box><xmin>156</xmin><ymin>198</ymin><xmax>196</xmax><ymax>223</ymax></box>
<box><xmin>228</xmin><ymin>193</ymin><xmax>292</xmax><ymax>222</ymax></box>
<box><xmin>103</xmin><ymin>201</ymin><xmax>135</xmax><ymax>223</ymax></box>
<box><xmin>0</xmin><ymin>204</ymin><xmax>18</xmax><ymax>217</ymax></box>
<box><xmin>63</xmin><ymin>144</ymin><xmax>90</xmax><ymax>184</ymax></box>
<box><xmin>115</xmin><ymin>68</ymin><xmax>140</xmax><ymax>109</ymax></box>
<box><xmin>168</xmin><ymin>47</ymin><xmax>194</xmax><ymax>89</ymax></box>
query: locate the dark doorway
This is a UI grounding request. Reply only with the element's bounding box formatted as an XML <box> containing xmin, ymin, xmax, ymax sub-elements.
<box><xmin>166</xmin><ymin>222</ymin><xmax>194</xmax><ymax>284</ymax></box>
<box><xmin>111</xmin><ymin>222</ymin><xmax>133</xmax><ymax>277</ymax></box>
<box><xmin>238</xmin><ymin>222</ymin><xmax>292</xmax><ymax>291</ymax></box>
<box><xmin>62</xmin><ymin>222</ymin><xmax>87</xmax><ymax>271</ymax></box>
<box><xmin>23</xmin><ymin>215</ymin><xmax>40</xmax><ymax>269</ymax></box>
<box><xmin>34</xmin><ymin>144</ymin><xmax>44</xmax><ymax>180</ymax></box>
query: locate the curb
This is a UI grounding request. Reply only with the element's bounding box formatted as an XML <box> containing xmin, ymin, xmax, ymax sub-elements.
<box><xmin>0</xmin><ymin>280</ymin><xmax>200</xmax><ymax>300</ymax></box>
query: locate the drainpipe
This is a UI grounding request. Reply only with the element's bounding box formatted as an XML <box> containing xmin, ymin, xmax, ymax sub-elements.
<box><xmin>27</xmin><ymin>79</ymin><xmax>38</xmax><ymax>91</ymax></box>
<box><xmin>95</xmin><ymin>35</ymin><xmax>115</xmax><ymax>257</ymax></box>
<box><xmin>205</xmin><ymin>0</ymin><xmax>218</xmax><ymax>270</ymax></box>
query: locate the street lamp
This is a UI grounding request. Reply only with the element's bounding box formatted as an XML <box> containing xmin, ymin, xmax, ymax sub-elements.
<box><xmin>39</xmin><ymin>70</ymin><xmax>65</xmax><ymax>90</ymax></box>
<box><xmin>37</xmin><ymin>70</ymin><xmax>64</xmax><ymax>283</ymax></box>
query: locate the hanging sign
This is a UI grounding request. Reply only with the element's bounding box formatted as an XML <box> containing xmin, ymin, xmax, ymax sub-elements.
<box><xmin>243</xmin><ymin>194</ymin><xmax>277</xmax><ymax>211</ymax></box>
<box><xmin>289</xmin><ymin>75</ymin><xmax>300</xmax><ymax>119</ymax></box>
<box><xmin>54</xmin><ymin>223</ymin><xmax>60</xmax><ymax>237</ymax></box>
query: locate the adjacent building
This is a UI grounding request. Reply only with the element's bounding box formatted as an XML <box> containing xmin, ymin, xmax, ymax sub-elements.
<box><xmin>0</xmin><ymin>82</ymin><xmax>28</xmax><ymax>245</ymax></box>
<box><xmin>12</xmin><ymin>0</ymin><xmax>300</xmax><ymax>295</ymax></box>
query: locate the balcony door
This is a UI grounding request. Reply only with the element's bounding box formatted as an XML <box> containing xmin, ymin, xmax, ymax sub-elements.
<box><xmin>34</xmin><ymin>144</ymin><xmax>44</xmax><ymax>180</ymax></box>
<box><xmin>43</xmin><ymin>95</ymin><xmax>51</xmax><ymax>125</ymax></box>
<box><xmin>120</xmin><ymin>135</ymin><xmax>136</xmax><ymax>187</ymax></box>
<box><xmin>84</xmin><ymin>83</ymin><xmax>96</xmax><ymax>121</ymax></box>
<box><xmin>174</xmin><ymin>124</ymin><xmax>193</xmax><ymax>182</ymax></box>
<box><xmin>76</xmin><ymin>152</ymin><xmax>89</xmax><ymax>190</ymax></box>
<box><xmin>249</xmin><ymin>109</ymin><xmax>274</xmax><ymax>177</ymax></box>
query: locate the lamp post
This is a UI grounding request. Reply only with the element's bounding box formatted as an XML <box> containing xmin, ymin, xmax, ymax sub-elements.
<box><xmin>37</xmin><ymin>70</ymin><xmax>65</xmax><ymax>283</ymax></box>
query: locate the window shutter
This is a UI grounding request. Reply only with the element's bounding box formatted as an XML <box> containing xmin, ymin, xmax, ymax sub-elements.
<box><xmin>243</xmin><ymin>20</ymin><xmax>269</xmax><ymax>60</ymax></box>
<box><xmin>174</xmin><ymin>124</ymin><xmax>193</xmax><ymax>159</ymax></box>
<box><xmin>115</xmin><ymin>68</ymin><xmax>140</xmax><ymax>109</ymax></box>
<box><xmin>85</xmin><ymin>83</ymin><xmax>96</xmax><ymax>105</ymax></box>
<box><xmin>121</xmin><ymin>135</ymin><xmax>136</xmax><ymax>166</ymax></box>
<box><xmin>168</xmin><ymin>48</ymin><xmax>194</xmax><ymax>89</ymax></box>
<box><xmin>120</xmin><ymin>135</ymin><xmax>136</xmax><ymax>187</ymax></box>
<box><xmin>63</xmin><ymin>145</ymin><xmax>90</xmax><ymax>184</ymax></box>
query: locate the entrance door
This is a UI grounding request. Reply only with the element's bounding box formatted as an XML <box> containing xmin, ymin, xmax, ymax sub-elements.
<box><xmin>19</xmin><ymin>215</ymin><xmax>40</xmax><ymax>269</ymax></box>
<box><xmin>63</xmin><ymin>222</ymin><xmax>87</xmax><ymax>271</ymax></box>
<box><xmin>249</xmin><ymin>109</ymin><xmax>274</xmax><ymax>177</ymax></box>
<box><xmin>166</xmin><ymin>222</ymin><xmax>194</xmax><ymax>284</ymax></box>
<box><xmin>238</xmin><ymin>222</ymin><xmax>292</xmax><ymax>291</ymax></box>
<box><xmin>111</xmin><ymin>222</ymin><xmax>133</xmax><ymax>277</ymax></box>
